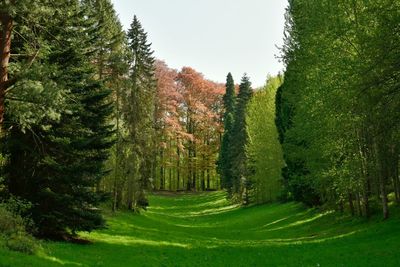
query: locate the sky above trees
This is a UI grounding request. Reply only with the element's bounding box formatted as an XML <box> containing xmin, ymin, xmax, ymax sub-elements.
<box><xmin>111</xmin><ymin>0</ymin><xmax>287</xmax><ymax>87</ymax></box>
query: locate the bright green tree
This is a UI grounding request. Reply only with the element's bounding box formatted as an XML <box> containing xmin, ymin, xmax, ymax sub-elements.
<box><xmin>247</xmin><ymin>75</ymin><xmax>284</xmax><ymax>204</ymax></box>
<box><xmin>278</xmin><ymin>0</ymin><xmax>400</xmax><ymax>218</ymax></box>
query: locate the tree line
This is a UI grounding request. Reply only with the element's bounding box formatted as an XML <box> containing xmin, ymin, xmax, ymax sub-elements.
<box><xmin>276</xmin><ymin>0</ymin><xmax>400</xmax><ymax>219</ymax></box>
<box><xmin>218</xmin><ymin>73</ymin><xmax>284</xmax><ymax>205</ymax></box>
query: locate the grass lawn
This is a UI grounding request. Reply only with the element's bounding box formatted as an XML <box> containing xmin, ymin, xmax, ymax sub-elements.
<box><xmin>1</xmin><ymin>191</ymin><xmax>399</xmax><ymax>266</ymax></box>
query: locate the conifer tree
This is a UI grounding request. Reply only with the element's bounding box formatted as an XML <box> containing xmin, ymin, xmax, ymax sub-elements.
<box><xmin>218</xmin><ymin>73</ymin><xmax>236</xmax><ymax>194</ymax></box>
<box><xmin>123</xmin><ymin>15</ymin><xmax>156</xmax><ymax>210</ymax></box>
<box><xmin>4</xmin><ymin>1</ymin><xmax>113</xmax><ymax>238</ymax></box>
<box><xmin>230</xmin><ymin>74</ymin><xmax>253</xmax><ymax>202</ymax></box>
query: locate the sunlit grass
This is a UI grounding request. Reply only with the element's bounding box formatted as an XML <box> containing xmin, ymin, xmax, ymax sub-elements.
<box><xmin>1</xmin><ymin>191</ymin><xmax>400</xmax><ymax>266</ymax></box>
<box><xmin>82</xmin><ymin>233</ymin><xmax>190</xmax><ymax>248</ymax></box>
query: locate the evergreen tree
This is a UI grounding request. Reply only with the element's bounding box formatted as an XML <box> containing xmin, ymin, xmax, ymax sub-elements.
<box><xmin>230</xmin><ymin>74</ymin><xmax>253</xmax><ymax>202</ymax></box>
<box><xmin>4</xmin><ymin>1</ymin><xmax>114</xmax><ymax>238</ymax></box>
<box><xmin>123</xmin><ymin>15</ymin><xmax>156</xmax><ymax>210</ymax></box>
<box><xmin>0</xmin><ymin>0</ymin><xmax>67</xmax><ymax>134</ymax></box>
<box><xmin>218</xmin><ymin>73</ymin><xmax>236</xmax><ymax>194</ymax></box>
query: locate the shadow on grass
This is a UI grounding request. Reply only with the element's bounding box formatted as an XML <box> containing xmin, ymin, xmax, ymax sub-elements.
<box><xmin>33</xmin><ymin>191</ymin><xmax>400</xmax><ymax>267</ymax></box>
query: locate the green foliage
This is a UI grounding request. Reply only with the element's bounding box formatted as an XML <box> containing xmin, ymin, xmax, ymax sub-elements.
<box><xmin>278</xmin><ymin>0</ymin><xmax>400</xmax><ymax>217</ymax></box>
<box><xmin>218</xmin><ymin>73</ymin><xmax>236</xmax><ymax>193</ymax></box>
<box><xmin>0</xmin><ymin>200</ymin><xmax>39</xmax><ymax>255</ymax></box>
<box><xmin>247</xmin><ymin>75</ymin><xmax>284</xmax><ymax>204</ymax></box>
<box><xmin>0</xmin><ymin>206</ymin><xmax>25</xmax><ymax>236</ymax></box>
<box><xmin>7</xmin><ymin>67</ymin><xmax>67</xmax><ymax>131</ymax></box>
<box><xmin>118</xmin><ymin>15</ymin><xmax>157</xmax><ymax>210</ymax></box>
<box><xmin>4</xmin><ymin>1</ymin><xmax>113</xmax><ymax>238</ymax></box>
<box><xmin>230</xmin><ymin>74</ymin><xmax>253</xmax><ymax>202</ymax></box>
<box><xmin>5</xmin><ymin>233</ymin><xmax>37</xmax><ymax>255</ymax></box>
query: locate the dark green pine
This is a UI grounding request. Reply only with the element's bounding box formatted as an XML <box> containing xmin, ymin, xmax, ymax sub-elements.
<box><xmin>218</xmin><ymin>73</ymin><xmax>236</xmax><ymax>194</ymax></box>
<box><xmin>5</xmin><ymin>4</ymin><xmax>114</xmax><ymax>237</ymax></box>
<box><xmin>230</xmin><ymin>74</ymin><xmax>253</xmax><ymax>197</ymax></box>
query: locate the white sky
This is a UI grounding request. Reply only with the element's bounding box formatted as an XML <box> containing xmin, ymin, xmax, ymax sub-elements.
<box><xmin>111</xmin><ymin>0</ymin><xmax>288</xmax><ymax>88</ymax></box>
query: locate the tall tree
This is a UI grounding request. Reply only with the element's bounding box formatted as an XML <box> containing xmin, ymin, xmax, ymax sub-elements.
<box><xmin>123</xmin><ymin>15</ymin><xmax>156</xmax><ymax>210</ymax></box>
<box><xmin>277</xmin><ymin>0</ymin><xmax>400</xmax><ymax>218</ymax></box>
<box><xmin>218</xmin><ymin>73</ymin><xmax>236</xmax><ymax>194</ymax></box>
<box><xmin>0</xmin><ymin>1</ymin><xmax>66</xmax><ymax>134</ymax></box>
<box><xmin>230</xmin><ymin>74</ymin><xmax>253</xmax><ymax>203</ymax></box>
<box><xmin>247</xmin><ymin>75</ymin><xmax>284</xmax><ymax>204</ymax></box>
<box><xmin>5</xmin><ymin>1</ymin><xmax>113</xmax><ymax>238</ymax></box>
<box><xmin>176</xmin><ymin>67</ymin><xmax>223</xmax><ymax>191</ymax></box>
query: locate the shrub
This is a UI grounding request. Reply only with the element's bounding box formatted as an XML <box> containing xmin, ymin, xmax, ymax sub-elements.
<box><xmin>5</xmin><ymin>233</ymin><xmax>38</xmax><ymax>255</ymax></box>
<box><xmin>0</xmin><ymin>198</ymin><xmax>39</xmax><ymax>254</ymax></box>
<box><xmin>0</xmin><ymin>205</ymin><xmax>25</xmax><ymax>236</ymax></box>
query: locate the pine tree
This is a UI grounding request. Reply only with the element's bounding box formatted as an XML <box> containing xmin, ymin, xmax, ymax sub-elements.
<box><xmin>5</xmin><ymin>1</ymin><xmax>114</xmax><ymax>238</ymax></box>
<box><xmin>230</xmin><ymin>74</ymin><xmax>253</xmax><ymax>202</ymax></box>
<box><xmin>122</xmin><ymin>15</ymin><xmax>156</xmax><ymax>210</ymax></box>
<box><xmin>218</xmin><ymin>73</ymin><xmax>236</xmax><ymax>194</ymax></box>
<box><xmin>0</xmin><ymin>0</ymin><xmax>64</xmax><ymax>133</ymax></box>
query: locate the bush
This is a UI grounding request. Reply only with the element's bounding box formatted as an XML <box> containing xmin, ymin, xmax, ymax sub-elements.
<box><xmin>0</xmin><ymin>198</ymin><xmax>39</xmax><ymax>254</ymax></box>
<box><xmin>5</xmin><ymin>233</ymin><xmax>38</xmax><ymax>255</ymax></box>
<box><xmin>0</xmin><ymin>205</ymin><xmax>25</xmax><ymax>236</ymax></box>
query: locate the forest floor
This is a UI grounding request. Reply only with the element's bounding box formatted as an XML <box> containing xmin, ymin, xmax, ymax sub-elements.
<box><xmin>1</xmin><ymin>191</ymin><xmax>400</xmax><ymax>267</ymax></box>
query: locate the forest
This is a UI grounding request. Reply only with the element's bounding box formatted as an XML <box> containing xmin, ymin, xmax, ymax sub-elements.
<box><xmin>0</xmin><ymin>0</ymin><xmax>399</xmax><ymax>266</ymax></box>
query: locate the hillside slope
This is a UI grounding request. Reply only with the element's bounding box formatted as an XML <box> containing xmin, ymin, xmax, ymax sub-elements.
<box><xmin>1</xmin><ymin>192</ymin><xmax>399</xmax><ymax>266</ymax></box>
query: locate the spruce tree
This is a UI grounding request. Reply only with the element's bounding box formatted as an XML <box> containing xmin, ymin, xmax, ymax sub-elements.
<box><xmin>123</xmin><ymin>15</ymin><xmax>156</xmax><ymax>210</ymax></box>
<box><xmin>5</xmin><ymin>1</ymin><xmax>114</xmax><ymax>238</ymax></box>
<box><xmin>218</xmin><ymin>73</ymin><xmax>236</xmax><ymax>194</ymax></box>
<box><xmin>230</xmin><ymin>74</ymin><xmax>253</xmax><ymax>202</ymax></box>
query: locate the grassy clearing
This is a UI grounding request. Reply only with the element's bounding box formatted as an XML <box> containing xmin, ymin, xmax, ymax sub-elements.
<box><xmin>0</xmin><ymin>191</ymin><xmax>399</xmax><ymax>266</ymax></box>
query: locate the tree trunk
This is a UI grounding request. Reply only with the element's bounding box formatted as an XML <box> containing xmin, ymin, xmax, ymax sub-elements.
<box><xmin>187</xmin><ymin>147</ymin><xmax>191</xmax><ymax>191</ymax></box>
<box><xmin>177</xmin><ymin>142</ymin><xmax>180</xmax><ymax>191</ymax></box>
<box><xmin>390</xmin><ymin>146</ymin><xmax>399</xmax><ymax>204</ymax></box>
<box><xmin>378</xmin><ymin>150</ymin><xmax>389</xmax><ymax>219</ymax></box>
<box><xmin>377</xmin><ymin>139</ymin><xmax>390</xmax><ymax>219</ymax></box>
<box><xmin>339</xmin><ymin>199</ymin><xmax>344</xmax><ymax>213</ymax></box>
<box><xmin>127</xmin><ymin>175</ymin><xmax>133</xmax><ymax>210</ymax></box>
<box><xmin>192</xmin><ymin>146</ymin><xmax>196</xmax><ymax>191</ymax></box>
<box><xmin>362</xmin><ymin>177</ymin><xmax>370</xmax><ymax>218</ymax></box>
<box><xmin>201</xmin><ymin>151</ymin><xmax>205</xmax><ymax>191</ymax></box>
<box><xmin>206</xmin><ymin>168</ymin><xmax>210</xmax><ymax>190</ymax></box>
<box><xmin>348</xmin><ymin>193</ymin><xmax>355</xmax><ymax>216</ymax></box>
<box><xmin>116</xmin><ymin>184</ymin><xmax>123</xmax><ymax>209</ymax></box>
<box><xmin>112</xmin><ymin>81</ymin><xmax>121</xmax><ymax>212</ymax></box>
<box><xmin>169</xmin><ymin>138</ymin><xmax>172</xmax><ymax>190</ymax></box>
<box><xmin>355</xmin><ymin>192</ymin><xmax>362</xmax><ymax>216</ymax></box>
<box><xmin>380</xmin><ymin>177</ymin><xmax>389</xmax><ymax>219</ymax></box>
<box><xmin>160</xmin><ymin>149</ymin><xmax>164</xmax><ymax>190</ymax></box>
<box><xmin>0</xmin><ymin>13</ymin><xmax>13</xmax><ymax>133</ymax></box>
<box><xmin>201</xmin><ymin>169</ymin><xmax>205</xmax><ymax>191</ymax></box>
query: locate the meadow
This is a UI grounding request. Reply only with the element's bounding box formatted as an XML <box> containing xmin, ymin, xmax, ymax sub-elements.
<box><xmin>1</xmin><ymin>191</ymin><xmax>399</xmax><ymax>267</ymax></box>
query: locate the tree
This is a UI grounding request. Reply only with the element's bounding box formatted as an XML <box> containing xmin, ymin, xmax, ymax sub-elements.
<box><xmin>277</xmin><ymin>0</ymin><xmax>400</xmax><ymax>218</ymax></box>
<box><xmin>247</xmin><ymin>75</ymin><xmax>284</xmax><ymax>204</ymax></box>
<box><xmin>122</xmin><ymin>15</ymin><xmax>156</xmax><ymax>210</ymax></box>
<box><xmin>79</xmin><ymin>0</ymin><xmax>128</xmax><ymax>212</ymax></box>
<box><xmin>154</xmin><ymin>60</ymin><xmax>184</xmax><ymax>191</ymax></box>
<box><xmin>176</xmin><ymin>67</ymin><xmax>223</xmax><ymax>191</ymax></box>
<box><xmin>218</xmin><ymin>73</ymin><xmax>236</xmax><ymax>194</ymax></box>
<box><xmin>5</xmin><ymin>1</ymin><xmax>113</xmax><ymax>238</ymax></box>
<box><xmin>0</xmin><ymin>1</ymin><xmax>69</xmax><ymax>134</ymax></box>
<box><xmin>230</xmin><ymin>74</ymin><xmax>253</xmax><ymax>203</ymax></box>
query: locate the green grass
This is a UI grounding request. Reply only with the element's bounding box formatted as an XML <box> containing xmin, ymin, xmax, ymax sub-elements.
<box><xmin>1</xmin><ymin>191</ymin><xmax>399</xmax><ymax>266</ymax></box>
